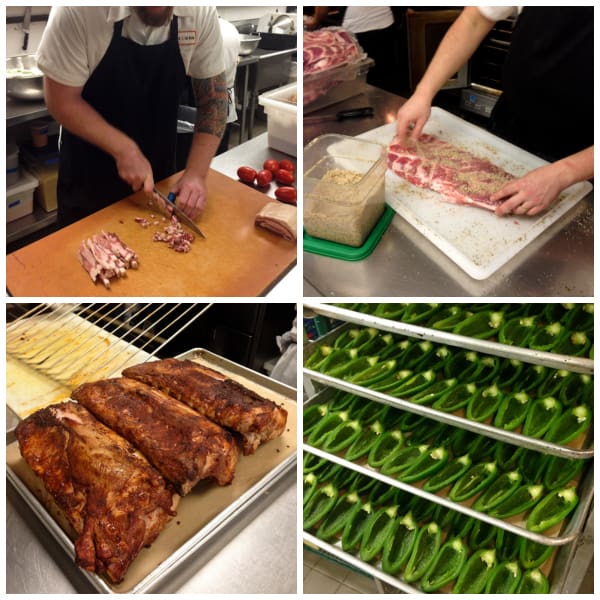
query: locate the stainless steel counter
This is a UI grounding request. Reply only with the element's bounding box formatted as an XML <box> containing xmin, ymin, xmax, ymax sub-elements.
<box><xmin>303</xmin><ymin>85</ymin><xmax>594</xmax><ymax>297</ymax></box>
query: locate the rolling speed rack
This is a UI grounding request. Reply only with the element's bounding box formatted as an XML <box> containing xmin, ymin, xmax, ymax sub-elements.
<box><xmin>302</xmin><ymin>302</ymin><xmax>593</xmax><ymax>593</ymax></box>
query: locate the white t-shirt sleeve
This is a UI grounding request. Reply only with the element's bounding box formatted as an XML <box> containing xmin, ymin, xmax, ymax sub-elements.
<box><xmin>187</xmin><ymin>8</ymin><xmax>225</xmax><ymax>80</ymax></box>
<box><xmin>36</xmin><ymin>7</ymin><xmax>95</xmax><ymax>87</ymax></box>
<box><xmin>478</xmin><ymin>6</ymin><xmax>520</xmax><ymax>21</ymax></box>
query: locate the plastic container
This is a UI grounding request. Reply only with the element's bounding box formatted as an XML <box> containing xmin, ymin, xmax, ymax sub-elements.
<box><xmin>258</xmin><ymin>82</ymin><xmax>297</xmax><ymax>157</ymax></box>
<box><xmin>30</xmin><ymin>119</ymin><xmax>49</xmax><ymax>148</ymax></box>
<box><xmin>7</xmin><ymin>142</ymin><xmax>20</xmax><ymax>187</ymax></box>
<box><xmin>304</xmin><ymin>134</ymin><xmax>386</xmax><ymax>247</ymax></box>
<box><xmin>7</xmin><ymin>168</ymin><xmax>38</xmax><ymax>222</ymax></box>
<box><xmin>304</xmin><ymin>57</ymin><xmax>374</xmax><ymax>113</ymax></box>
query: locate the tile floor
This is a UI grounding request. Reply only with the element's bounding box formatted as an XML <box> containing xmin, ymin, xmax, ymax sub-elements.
<box><xmin>303</xmin><ymin>547</ymin><xmax>379</xmax><ymax>594</ymax></box>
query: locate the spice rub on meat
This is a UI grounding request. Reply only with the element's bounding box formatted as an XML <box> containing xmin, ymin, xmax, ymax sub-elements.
<box><xmin>388</xmin><ymin>133</ymin><xmax>515</xmax><ymax>211</ymax></box>
<box><xmin>72</xmin><ymin>377</ymin><xmax>239</xmax><ymax>495</ymax></box>
<box><xmin>123</xmin><ymin>358</ymin><xmax>288</xmax><ymax>455</ymax></box>
<box><xmin>15</xmin><ymin>401</ymin><xmax>178</xmax><ymax>583</ymax></box>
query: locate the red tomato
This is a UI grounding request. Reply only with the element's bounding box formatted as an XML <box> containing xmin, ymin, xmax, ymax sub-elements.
<box><xmin>278</xmin><ymin>159</ymin><xmax>295</xmax><ymax>172</ymax></box>
<box><xmin>275</xmin><ymin>186</ymin><xmax>297</xmax><ymax>205</ymax></box>
<box><xmin>256</xmin><ymin>169</ymin><xmax>273</xmax><ymax>187</ymax></box>
<box><xmin>275</xmin><ymin>168</ymin><xmax>295</xmax><ymax>185</ymax></box>
<box><xmin>237</xmin><ymin>166</ymin><xmax>257</xmax><ymax>184</ymax></box>
<box><xmin>263</xmin><ymin>159</ymin><xmax>280</xmax><ymax>173</ymax></box>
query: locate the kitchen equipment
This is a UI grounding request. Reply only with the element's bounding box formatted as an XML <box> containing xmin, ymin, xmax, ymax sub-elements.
<box><xmin>303</xmin><ymin>106</ymin><xmax>374</xmax><ymax>125</ymax></box>
<box><xmin>6</xmin><ymin>54</ymin><xmax>44</xmax><ymax>101</ymax></box>
<box><xmin>258</xmin><ymin>82</ymin><xmax>298</xmax><ymax>156</ymax></box>
<box><xmin>22</xmin><ymin>7</ymin><xmax>31</xmax><ymax>51</ymax></box>
<box><xmin>153</xmin><ymin>187</ymin><xmax>206</xmax><ymax>238</ymax></box>
<box><xmin>304</xmin><ymin>134</ymin><xmax>386</xmax><ymax>247</ymax></box>
<box><xmin>238</xmin><ymin>33</ymin><xmax>261</xmax><ymax>56</ymax></box>
<box><xmin>302</xmin><ymin>301</ymin><xmax>594</xmax><ymax>593</ymax></box>
<box><xmin>358</xmin><ymin>108</ymin><xmax>592</xmax><ymax>280</ymax></box>
<box><xmin>7</xmin><ymin>170</ymin><xmax>296</xmax><ymax>297</ymax></box>
<box><xmin>257</xmin><ymin>12</ymin><xmax>297</xmax><ymax>35</ymax></box>
<box><xmin>7</xmin><ymin>168</ymin><xmax>37</xmax><ymax>223</ymax></box>
<box><xmin>6</xmin><ymin>303</ymin><xmax>297</xmax><ymax>593</ymax></box>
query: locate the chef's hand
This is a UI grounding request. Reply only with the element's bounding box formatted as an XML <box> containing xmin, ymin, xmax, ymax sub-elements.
<box><xmin>492</xmin><ymin>164</ymin><xmax>563</xmax><ymax>217</ymax></box>
<box><xmin>395</xmin><ymin>94</ymin><xmax>431</xmax><ymax>145</ymax></box>
<box><xmin>115</xmin><ymin>143</ymin><xmax>154</xmax><ymax>194</ymax></box>
<box><xmin>171</xmin><ymin>172</ymin><xmax>207</xmax><ymax>220</ymax></box>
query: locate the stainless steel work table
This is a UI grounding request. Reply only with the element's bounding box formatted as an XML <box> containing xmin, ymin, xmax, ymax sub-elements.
<box><xmin>303</xmin><ymin>85</ymin><xmax>594</xmax><ymax>297</ymax></box>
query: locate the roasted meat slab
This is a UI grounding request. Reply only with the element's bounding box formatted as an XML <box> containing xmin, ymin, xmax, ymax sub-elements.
<box><xmin>123</xmin><ymin>358</ymin><xmax>288</xmax><ymax>455</ymax></box>
<box><xmin>388</xmin><ymin>133</ymin><xmax>515</xmax><ymax>211</ymax></box>
<box><xmin>15</xmin><ymin>401</ymin><xmax>178</xmax><ymax>583</ymax></box>
<box><xmin>72</xmin><ymin>377</ymin><xmax>239</xmax><ymax>494</ymax></box>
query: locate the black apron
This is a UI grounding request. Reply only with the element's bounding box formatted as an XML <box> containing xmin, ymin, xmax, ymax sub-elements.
<box><xmin>57</xmin><ymin>17</ymin><xmax>187</xmax><ymax>227</ymax></box>
<box><xmin>489</xmin><ymin>7</ymin><xmax>593</xmax><ymax>162</ymax></box>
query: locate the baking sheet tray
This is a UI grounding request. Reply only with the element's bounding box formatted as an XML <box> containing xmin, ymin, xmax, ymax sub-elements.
<box><xmin>303</xmin><ymin>388</ymin><xmax>593</xmax><ymax>547</ymax></box>
<box><xmin>7</xmin><ymin>348</ymin><xmax>297</xmax><ymax>593</ymax></box>
<box><xmin>357</xmin><ymin>108</ymin><xmax>593</xmax><ymax>280</ymax></box>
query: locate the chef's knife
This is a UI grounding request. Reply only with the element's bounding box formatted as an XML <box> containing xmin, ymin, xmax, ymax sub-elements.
<box><xmin>303</xmin><ymin>106</ymin><xmax>375</xmax><ymax>124</ymax></box>
<box><xmin>22</xmin><ymin>7</ymin><xmax>31</xmax><ymax>51</ymax></box>
<box><xmin>153</xmin><ymin>187</ymin><xmax>206</xmax><ymax>239</ymax></box>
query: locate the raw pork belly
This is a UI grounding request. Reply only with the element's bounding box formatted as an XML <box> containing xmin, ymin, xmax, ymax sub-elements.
<box><xmin>303</xmin><ymin>28</ymin><xmax>361</xmax><ymax>75</ymax></box>
<box><xmin>123</xmin><ymin>358</ymin><xmax>288</xmax><ymax>455</ymax></box>
<box><xmin>15</xmin><ymin>401</ymin><xmax>177</xmax><ymax>583</ymax></box>
<box><xmin>387</xmin><ymin>134</ymin><xmax>515</xmax><ymax>211</ymax></box>
<box><xmin>72</xmin><ymin>377</ymin><xmax>239</xmax><ymax>494</ymax></box>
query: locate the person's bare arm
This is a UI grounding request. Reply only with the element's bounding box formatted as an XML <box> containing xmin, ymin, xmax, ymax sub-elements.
<box><xmin>493</xmin><ymin>146</ymin><xmax>594</xmax><ymax>216</ymax></box>
<box><xmin>396</xmin><ymin>7</ymin><xmax>496</xmax><ymax>142</ymax></box>
<box><xmin>44</xmin><ymin>76</ymin><xmax>154</xmax><ymax>193</ymax></box>
<box><xmin>304</xmin><ymin>7</ymin><xmax>330</xmax><ymax>31</ymax></box>
<box><xmin>170</xmin><ymin>72</ymin><xmax>227</xmax><ymax>218</ymax></box>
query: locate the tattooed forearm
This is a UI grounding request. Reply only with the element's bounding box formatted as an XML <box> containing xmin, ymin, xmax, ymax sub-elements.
<box><xmin>192</xmin><ymin>73</ymin><xmax>228</xmax><ymax>138</ymax></box>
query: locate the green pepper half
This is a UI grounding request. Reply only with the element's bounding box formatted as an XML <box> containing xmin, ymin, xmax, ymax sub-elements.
<box><xmin>453</xmin><ymin>548</ymin><xmax>497</xmax><ymax>593</ymax></box>
<box><xmin>423</xmin><ymin>453</ymin><xmax>472</xmax><ymax>493</ymax></box>
<box><xmin>515</xmin><ymin>568</ymin><xmax>550</xmax><ymax>593</ymax></box>
<box><xmin>466</xmin><ymin>383</ymin><xmax>503</xmax><ymax>422</ymax></box>
<box><xmin>487</xmin><ymin>484</ymin><xmax>544</xmax><ymax>519</ymax></box>
<box><xmin>544</xmin><ymin>404</ymin><xmax>591</xmax><ymax>445</ymax></box>
<box><xmin>485</xmin><ymin>561</ymin><xmax>522</xmax><ymax>593</ymax></box>
<box><xmin>473</xmin><ymin>470</ymin><xmax>522</xmax><ymax>512</ymax></box>
<box><xmin>303</xmin><ymin>483</ymin><xmax>338</xmax><ymax>529</ymax></box>
<box><xmin>420</xmin><ymin>537</ymin><xmax>467</xmax><ymax>592</ymax></box>
<box><xmin>494</xmin><ymin>391</ymin><xmax>531</xmax><ymax>430</ymax></box>
<box><xmin>449</xmin><ymin>461</ymin><xmax>498</xmax><ymax>502</ymax></box>
<box><xmin>526</xmin><ymin>486</ymin><xmax>579</xmax><ymax>533</ymax></box>
<box><xmin>519</xmin><ymin>538</ymin><xmax>554</xmax><ymax>570</ymax></box>
<box><xmin>452</xmin><ymin>311</ymin><xmax>504</xmax><ymax>340</ymax></box>
<box><xmin>315</xmin><ymin>491</ymin><xmax>362</xmax><ymax>541</ymax></box>
<box><xmin>522</xmin><ymin>396</ymin><xmax>562</xmax><ymax>438</ymax></box>
<box><xmin>360</xmin><ymin>505</ymin><xmax>398</xmax><ymax>562</ymax></box>
<box><xmin>403</xmin><ymin>522</ymin><xmax>441</xmax><ymax>583</ymax></box>
<box><xmin>381</xmin><ymin>512</ymin><xmax>418</xmax><ymax>574</ymax></box>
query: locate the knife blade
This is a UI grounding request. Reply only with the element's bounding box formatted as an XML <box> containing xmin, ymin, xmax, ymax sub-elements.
<box><xmin>303</xmin><ymin>106</ymin><xmax>375</xmax><ymax>125</ymax></box>
<box><xmin>22</xmin><ymin>7</ymin><xmax>31</xmax><ymax>51</ymax></box>
<box><xmin>153</xmin><ymin>187</ymin><xmax>206</xmax><ymax>239</ymax></box>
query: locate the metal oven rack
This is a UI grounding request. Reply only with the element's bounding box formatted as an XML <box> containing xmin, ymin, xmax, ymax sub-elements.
<box><xmin>302</xmin><ymin>301</ymin><xmax>594</xmax><ymax>594</ymax></box>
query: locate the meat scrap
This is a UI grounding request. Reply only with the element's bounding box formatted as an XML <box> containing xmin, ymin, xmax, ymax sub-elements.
<box><xmin>72</xmin><ymin>377</ymin><xmax>239</xmax><ymax>495</ymax></box>
<box><xmin>123</xmin><ymin>358</ymin><xmax>288</xmax><ymax>455</ymax></box>
<box><xmin>78</xmin><ymin>231</ymin><xmax>138</xmax><ymax>289</ymax></box>
<box><xmin>255</xmin><ymin>201</ymin><xmax>297</xmax><ymax>241</ymax></box>
<box><xmin>153</xmin><ymin>215</ymin><xmax>194</xmax><ymax>253</ymax></box>
<box><xmin>387</xmin><ymin>133</ymin><xmax>516</xmax><ymax>211</ymax></box>
<box><xmin>15</xmin><ymin>401</ymin><xmax>178</xmax><ymax>583</ymax></box>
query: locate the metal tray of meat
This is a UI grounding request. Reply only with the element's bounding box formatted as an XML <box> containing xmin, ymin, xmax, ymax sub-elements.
<box><xmin>302</xmin><ymin>388</ymin><xmax>593</xmax><ymax>547</ymax></box>
<box><xmin>302</xmin><ymin>308</ymin><xmax>593</xmax><ymax>460</ymax></box>
<box><xmin>6</xmin><ymin>348</ymin><xmax>297</xmax><ymax>594</ymax></box>
<box><xmin>357</xmin><ymin>109</ymin><xmax>593</xmax><ymax>280</ymax></box>
<box><xmin>303</xmin><ymin>506</ymin><xmax>583</xmax><ymax>593</ymax></box>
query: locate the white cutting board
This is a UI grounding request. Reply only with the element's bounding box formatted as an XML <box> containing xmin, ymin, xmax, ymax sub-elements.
<box><xmin>359</xmin><ymin>108</ymin><xmax>593</xmax><ymax>280</ymax></box>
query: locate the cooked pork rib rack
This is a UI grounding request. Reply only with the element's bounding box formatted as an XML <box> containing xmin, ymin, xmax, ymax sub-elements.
<box><xmin>123</xmin><ymin>358</ymin><xmax>288</xmax><ymax>455</ymax></box>
<box><xmin>72</xmin><ymin>377</ymin><xmax>239</xmax><ymax>494</ymax></box>
<box><xmin>15</xmin><ymin>401</ymin><xmax>178</xmax><ymax>583</ymax></box>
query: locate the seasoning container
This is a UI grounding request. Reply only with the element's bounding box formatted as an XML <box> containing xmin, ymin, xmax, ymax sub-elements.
<box><xmin>304</xmin><ymin>134</ymin><xmax>386</xmax><ymax>247</ymax></box>
<box><xmin>30</xmin><ymin>120</ymin><xmax>49</xmax><ymax>148</ymax></box>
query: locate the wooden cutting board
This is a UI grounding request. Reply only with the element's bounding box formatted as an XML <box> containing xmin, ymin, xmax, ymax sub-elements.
<box><xmin>6</xmin><ymin>169</ymin><xmax>296</xmax><ymax>297</ymax></box>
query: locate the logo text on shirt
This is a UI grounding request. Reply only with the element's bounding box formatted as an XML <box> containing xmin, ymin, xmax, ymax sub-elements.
<box><xmin>178</xmin><ymin>30</ymin><xmax>197</xmax><ymax>45</ymax></box>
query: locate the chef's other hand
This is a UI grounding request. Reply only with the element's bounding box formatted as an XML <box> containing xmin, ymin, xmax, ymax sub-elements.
<box><xmin>395</xmin><ymin>94</ymin><xmax>431</xmax><ymax>145</ymax></box>
<box><xmin>171</xmin><ymin>172</ymin><xmax>207</xmax><ymax>220</ymax></box>
<box><xmin>115</xmin><ymin>143</ymin><xmax>154</xmax><ymax>194</ymax></box>
<box><xmin>492</xmin><ymin>164</ymin><xmax>563</xmax><ymax>217</ymax></box>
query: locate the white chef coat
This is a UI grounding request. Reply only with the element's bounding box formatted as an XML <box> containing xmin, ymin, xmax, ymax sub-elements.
<box><xmin>219</xmin><ymin>18</ymin><xmax>240</xmax><ymax>124</ymax></box>
<box><xmin>478</xmin><ymin>6</ymin><xmax>522</xmax><ymax>21</ymax></box>
<box><xmin>342</xmin><ymin>7</ymin><xmax>394</xmax><ymax>34</ymax></box>
<box><xmin>37</xmin><ymin>6</ymin><xmax>225</xmax><ymax>88</ymax></box>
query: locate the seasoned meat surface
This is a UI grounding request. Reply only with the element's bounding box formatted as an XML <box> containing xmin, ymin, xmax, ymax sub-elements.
<box><xmin>72</xmin><ymin>377</ymin><xmax>239</xmax><ymax>494</ymax></box>
<box><xmin>15</xmin><ymin>401</ymin><xmax>177</xmax><ymax>583</ymax></box>
<box><xmin>123</xmin><ymin>358</ymin><xmax>288</xmax><ymax>455</ymax></box>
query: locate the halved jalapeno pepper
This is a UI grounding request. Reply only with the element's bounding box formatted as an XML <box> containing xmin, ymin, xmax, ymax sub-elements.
<box><xmin>321</xmin><ymin>419</ymin><xmax>362</xmax><ymax>453</ymax></box>
<box><xmin>496</xmin><ymin>528</ymin><xmax>521</xmax><ymax>562</ymax></box>
<box><xmin>498</xmin><ymin>315</ymin><xmax>537</xmax><ymax>346</ymax></box>
<box><xmin>402</xmin><ymin>302</ymin><xmax>440</xmax><ymax>324</ymax></box>
<box><xmin>526</xmin><ymin>486</ymin><xmax>579</xmax><ymax>533</ymax></box>
<box><xmin>303</xmin><ymin>403</ymin><xmax>329</xmax><ymax>437</ymax></box>
<box><xmin>381</xmin><ymin>512</ymin><xmax>418</xmax><ymax>574</ymax></box>
<box><xmin>517</xmin><ymin>449</ymin><xmax>550</xmax><ymax>484</ymax></box>
<box><xmin>341</xmin><ymin>501</ymin><xmax>372</xmax><ymax>552</ymax></box>
<box><xmin>466</xmin><ymin>383</ymin><xmax>503</xmax><ymax>422</ymax></box>
<box><xmin>522</xmin><ymin>396</ymin><xmax>562</xmax><ymax>438</ymax></box>
<box><xmin>515</xmin><ymin>363</ymin><xmax>549</xmax><ymax>393</ymax></box>
<box><xmin>303</xmin><ymin>472</ymin><xmax>318</xmax><ymax>507</ymax></box>
<box><xmin>315</xmin><ymin>491</ymin><xmax>362</xmax><ymax>541</ymax></box>
<box><xmin>538</xmin><ymin>368</ymin><xmax>571</xmax><ymax>398</ymax></box>
<box><xmin>360</xmin><ymin>505</ymin><xmax>399</xmax><ymax>562</ymax></box>
<box><xmin>307</xmin><ymin>410</ymin><xmax>349</xmax><ymax>446</ymax></box>
<box><xmin>399</xmin><ymin>447</ymin><xmax>449</xmax><ymax>483</ymax></box>
<box><xmin>449</xmin><ymin>461</ymin><xmax>498</xmax><ymax>502</ymax></box>
<box><xmin>423</xmin><ymin>453</ymin><xmax>472</xmax><ymax>493</ymax></box>
<box><xmin>432</xmin><ymin>382</ymin><xmax>477</xmax><ymax>412</ymax></box>
<box><xmin>493</xmin><ymin>358</ymin><xmax>524</xmax><ymax>389</ymax></box>
<box><xmin>403</xmin><ymin>522</ymin><xmax>441</xmax><ymax>583</ymax></box>
<box><xmin>380</xmin><ymin>444</ymin><xmax>430</xmax><ymax>477</ymax></box>
<box><xmin>452</xmin><ymin>311</ymin><xmax>504</xmax><ymax>340</ymax></box>
<box><xmin>468</xmin><ymin>519</ymin><xmax>497</xmax><ymax>550</ymax></box>
<box><xmin>346</xmin><ymin>359</ymin><xmax>397</xmax><ymax>388</ymax></box>
<box><xmin>562</xmin><ymin>303</ymin><xmax>594</xmax><ymax>331</ymax></box>
<box><xmin>374</xmin><ymin>303</ymin><xmax>408</xmax><ymax>320</ymax></box>
<box><xmin>389</xmin><ymin>369</ymin><xmax>437</xmax><ymax>398</ymax></box>
<box><xmin>367</xmin><ymin>429</ymin><xmax>404</xmax><ymax>468</ymax></box>
<box><xmin>552</xmin><ymin>331</ymin><xmax>591</xmax><ymax>357</ymax></box>
<box><xmin>453</xmin><ymin>548</ymin><xmax>497</xmax><ymax>594</ymax></box>
<box><xmin>519</xmin><ymin>538</ymin><xmax>554</xmax><ymax>570</ymax></box>
<box><xmin>420</xmin><ymin>537</ymin><xmax>467</xmax><ymax>592</ymax></box>
<box><xmin>410</xmin><ymin>377</ymin><xmax>457</xmax><ymax>405</ymax></box>
<box><xmin>529</xmin><ymin>321</ymin><xmax>566</xmax><ymax>351</ymax></box>
<box><xmin>314</xmin><ymin>347</ymin><xmax>358</xmax><ymax>373</ymax></box>
<box><xmin>344</xmin><ymin>420</ymin><xmax>385</xmax><ymax>461</ymax></box>
<box><xmin>303</xmin><ymin>482</ymin><xmax>338</xmax><ymax>530</ymax></box>
<box><xmin>544</xmin><ymin>404</ymin><xmax>591</xmax><ymax>444</ymax></box>
<box><xmin>485</xmin><ymin>561</ymin><xmax>522</xmax><ymax>593</ymax></box>
<box><xmin>473</xmin><ymin>470</ymin><xmax>522</xmax><ymax>512</ymax></box>
<box><xmin>543</xmin><ymin>455</ymin><xmax>586</xmax><ymax>491</ymax></box>
<box><xmin>427</xmin><ymin>305</ymin><xmax>466</xmax><ymax>331</ymax></box>
<box><xmin>494</xmin><ymin>391</ymin><xmax>531</xmax><ymax>430</ymax></box>
<box><xmin>516</xmin><ymin>568</ymin><xmax>550</xmax><ymax>593</ymax></box>
<box><xmin>559</xmin><ymin>372</ymin><xmax>593</xmax><ymax>407</ymax></box>
<box><xmin>487</xmin><ymin>484</ymin><xmax>544</xmax><ymax>519</ymax></box>
<box><xmin>443</xmin><ymin>349</ymin><xmax>480</xmax><ymax>380</ymax></box>
<box><xmin>398</xmin><ymin>340</ymin><xmax>437</xmax><ymax>371</ymax></box>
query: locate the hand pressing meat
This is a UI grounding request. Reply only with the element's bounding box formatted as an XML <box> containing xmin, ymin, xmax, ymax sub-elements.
<box><xmin>72</xmin><ymin>378</ymin><xmax>239</xmax><ymax>494</ymax></box>
<box><xmin>123</xmin><ymin>358</ymin><xmax>288</xmax><ymax>455</ymax></box>
<box><xmin>15</xmin><ymin>401</ymin><xmax>178</xmax><ymax>583</ymax></box>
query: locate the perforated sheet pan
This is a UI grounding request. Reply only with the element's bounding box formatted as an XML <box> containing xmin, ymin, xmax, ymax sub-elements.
<box><xmin>7</xmin><ymin>348</ymin><xmax>297</xmax><ymax>594</ymax></box>
<box><xmin>358</xmin><ymin>108</ymin><xmax>593</xmax><ymax>280</ymax></box>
